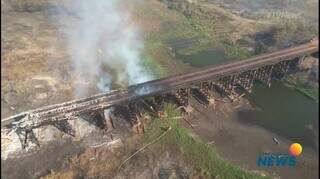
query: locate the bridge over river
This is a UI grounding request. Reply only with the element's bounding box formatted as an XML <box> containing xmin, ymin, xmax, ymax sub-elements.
<box><xmin>1</xmin><ymin>39</ymin><xmax>318</xmax><ymax>147</ymax></box>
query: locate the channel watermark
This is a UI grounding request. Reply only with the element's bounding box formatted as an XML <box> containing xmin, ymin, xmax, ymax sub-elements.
<box><xmin>257</xmin><ymin>143</ymin><xmax>303</xmax><ymax>167</ymax></box>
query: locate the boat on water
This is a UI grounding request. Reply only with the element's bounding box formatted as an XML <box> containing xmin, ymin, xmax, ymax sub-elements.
<box><xmin>273</xmin><ymin>137</ymin><xmax>280</xmax><ymax>145</ymax></box>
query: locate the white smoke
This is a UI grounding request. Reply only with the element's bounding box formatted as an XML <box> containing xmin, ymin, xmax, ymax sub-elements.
<box><xmin>59</xmin><ymin>0</ymin><xmax>152</xmax><ymax>97</ymax></box>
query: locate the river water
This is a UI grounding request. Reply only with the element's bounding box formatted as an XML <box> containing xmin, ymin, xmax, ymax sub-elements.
<box><xmin>177</xmin><ymin>50</ymin><xmax>319</xmax><ymax>150</ymax></box>
<box><xmin>240</xmin><ymin>82</ymin><xmax>319</xmax><ymax>149</ymax></box>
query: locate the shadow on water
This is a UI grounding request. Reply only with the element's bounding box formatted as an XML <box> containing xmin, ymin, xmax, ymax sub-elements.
<box><xmin>238</xmin><ymin>81</ymin><xmax>319</xmax><ymax>150</ymax></box>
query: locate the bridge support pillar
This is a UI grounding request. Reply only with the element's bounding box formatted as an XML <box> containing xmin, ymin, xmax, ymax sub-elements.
<box><xmin>255</xmin><ymin>65</ymin><xmax>274</xmax><ymax>87</ymax></box>
<box><xmin>191</xmin><ymin>82</ymin><xmax>212</xmax><ymax>108</ymax></box>
<box><xmin>175</xmin><ymin>88</ymin><xmax>193</xmax><ymax>114</ymax></box>
<box><xmin>272</xmin><ymin>60</ymin><xmax>291</xmax><ymax>79</ymax></box>
<box><xmin>127</xmin><ymin>103</ymin><xmax>145</xmax><ymax>135</ymax></box>
<box><xmin>103</xmin><ymin>109</ymin><xmax>115</xmax><ymax>131</ymax></box>
<box><xmin>217</xmin><ymin>76</ymin><xmax>234</xmax><ymax>98</ymax></box>
<box><xmin>132</xmin><ymin>117</ymin><xmax>144</xmax><ymax>135</ymax></box>
<box><xmin>238</xmin><ymin>71</ymin><xmax>254</xmax><ymax>93</ymax></box>
<box><xmin>15</xmin><ymin>128</ymin><xmax>40</xmax><ymax>149</ymax></box>
<box><xmin>243</xmin><ymin>71</ymin><xmax>254</xmax><ymax>90</ymax></box>
<box><xmin>199</xmin><ymin>81</ymin><xmax>213</xmax><ymax>99</ymax></box>
<box><xmin>246</xmin><ymin>70</ymin><xmax>255</xmax><ymax>93</ymax></box>
<box><xmin>297</xmin><ymin>55</ymin><xmax>306</xmax><ymax>65</ymax></box>
<box><xmin>154</xmin><ymin>95</ymin><xmax>165</xmax><ymax>113</ymax></box>
<box><xmin>265</xmin><ymin>65</ymin><xmax>274</xmax><ymax>87</ymax></box>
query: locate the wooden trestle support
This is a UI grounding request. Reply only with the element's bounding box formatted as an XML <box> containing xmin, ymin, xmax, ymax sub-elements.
<box><xmin>6</xmin><ymin>56</ymin><xmax>307</xmax><ymax>148</ymax></box>
<box><xmin>98</xmin><ymin>59</ymin><xmax>293</xmax><ymax>136</ymax></box>
<box><xmin>174</xmin><ymin>88</ymin><xmax>193</xmax><ymax>114</ymax></box>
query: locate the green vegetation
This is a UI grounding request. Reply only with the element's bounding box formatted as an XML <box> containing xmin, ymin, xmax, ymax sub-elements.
<box><xmin>140</xmin><ymin>56</ymin><xmax>168</xmax><ymax>78</ymax></box>
<box><xmin>177</xmin><ymin>38</ymin><xmax>214</xmax><ymax>55</ymax></box>
<box><xmin>273</xmin><ymin>18</ymin><xmax>318</xmax><ymax>46</ymax></box>
<box><xmin>163</xmin><ymin>2</ymin><xmax>254</xmax><ymax>58</ymax></box>
<box><xmin>284</xmin><ymin>76</ymin><xmax>319</xmax><ymax>102</ymax></box>
<box><xmin>221</xmin><ymin>39</ymin><xmax>251</xmax><ymax>60</ymax></box>
<box><xmin>159</xmin><ymin>14</ymin><xmax>214</xmax><ymax>56</ymax></box>
<box><xmin>144</xmin><ymin>103</ymin><xmax>271</xmax><ymax>179</ymax></box>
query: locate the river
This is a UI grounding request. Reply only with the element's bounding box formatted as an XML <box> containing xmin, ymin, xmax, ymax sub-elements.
<box><xmin>177</xmin><ymin>49</ymin><xmax>319</xmax><ymax>150</ymax></box>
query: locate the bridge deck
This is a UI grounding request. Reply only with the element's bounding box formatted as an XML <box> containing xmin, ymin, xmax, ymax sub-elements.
<box><xmin>2</xmin><ymin>41</ymin><xmax>318</xmax><ymax>128</ymax></box>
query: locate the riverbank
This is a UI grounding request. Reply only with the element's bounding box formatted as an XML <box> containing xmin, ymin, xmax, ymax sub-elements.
<box><xmin>183</xmin><ymin>87</ymin><xmax>318</xmax><ymax>179</ymax></box>
<box><xmin>142</xmin><ymin>103</ymin><xmax>271</xmax><ymax>178</ymax></box>
<box><xmin>37</xmin><ymin>83</ymin><xmax>318</xmax><ymax>179</ymax></box>
<box><xmin>284</xmin><ymin>76</ymin><xmax>318</xmax><ymax>102</ymax></box>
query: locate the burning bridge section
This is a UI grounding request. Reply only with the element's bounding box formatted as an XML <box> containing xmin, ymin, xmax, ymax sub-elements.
<box><xmin>1</xmin><ymin>40</ymin><xmax>318</xmax><ymax>149</ymax></box>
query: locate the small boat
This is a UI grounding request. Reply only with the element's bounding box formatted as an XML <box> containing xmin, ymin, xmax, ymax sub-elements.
<box><xmin>273</xmin><ymin>137</ymin><xmax>280</xmax><ymax>145</ymax></box>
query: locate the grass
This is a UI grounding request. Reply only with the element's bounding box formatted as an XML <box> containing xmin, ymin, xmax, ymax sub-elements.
<box><xmin>176</xmin><ymin>38</ymin><xmax>214</xmax><ymax>55</ymax></box>
<box><xmin>220</xmin><ymin>39</ymin><xmax>251</xmax><ymax>60</ymax></box>
<box><xmin>140</xmin><ymin>0</ymin><xmax>258</xmax><ymax>61</ymax></box>
<box><xmin>163</xmin><ymin>1</ymin><xmax>253</xmax><ymax>58</ymax></box>
<box><xmin>273</xmin><ymin>18</ymin><xmax>318</xmax><ymax>46</ymax></box>
<box><xmin>284</xmin><ymin>76</ymin><xmax>319</xmax><ymax>102</ymax></box>
<box><xmin>140</xmin><ymin>55</ymin><xmax>168</xmax><ymax>78</ymax></box>
<box><xmin>143</xmin><ymin>103</ymin><xmax>271</xmax><ymax>179</ymax></box>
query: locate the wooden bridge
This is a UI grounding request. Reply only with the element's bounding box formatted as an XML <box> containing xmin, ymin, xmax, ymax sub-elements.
<box><xmin>1</xmin><ymin>39</ymin><xmax>318</xmax><ymax>147</ymax></box>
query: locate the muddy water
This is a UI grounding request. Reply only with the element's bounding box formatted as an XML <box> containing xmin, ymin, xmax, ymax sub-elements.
<box><xmin>239</xmin><ymin>81</ymin><xmax>319</xmax><ymax>150</ymax></box>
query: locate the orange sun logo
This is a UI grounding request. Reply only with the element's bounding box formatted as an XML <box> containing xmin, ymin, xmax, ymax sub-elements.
<box><xmin>289</xmin><ymin>143</ymin><xmax>303</xmax><ymax>157</ymax></box>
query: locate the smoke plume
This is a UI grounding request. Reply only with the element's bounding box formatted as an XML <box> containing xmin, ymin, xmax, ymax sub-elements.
<box><xmin>59</xmin><ymin>0</ymin><xmax>152</xmax><ymax>97</ymax></box>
